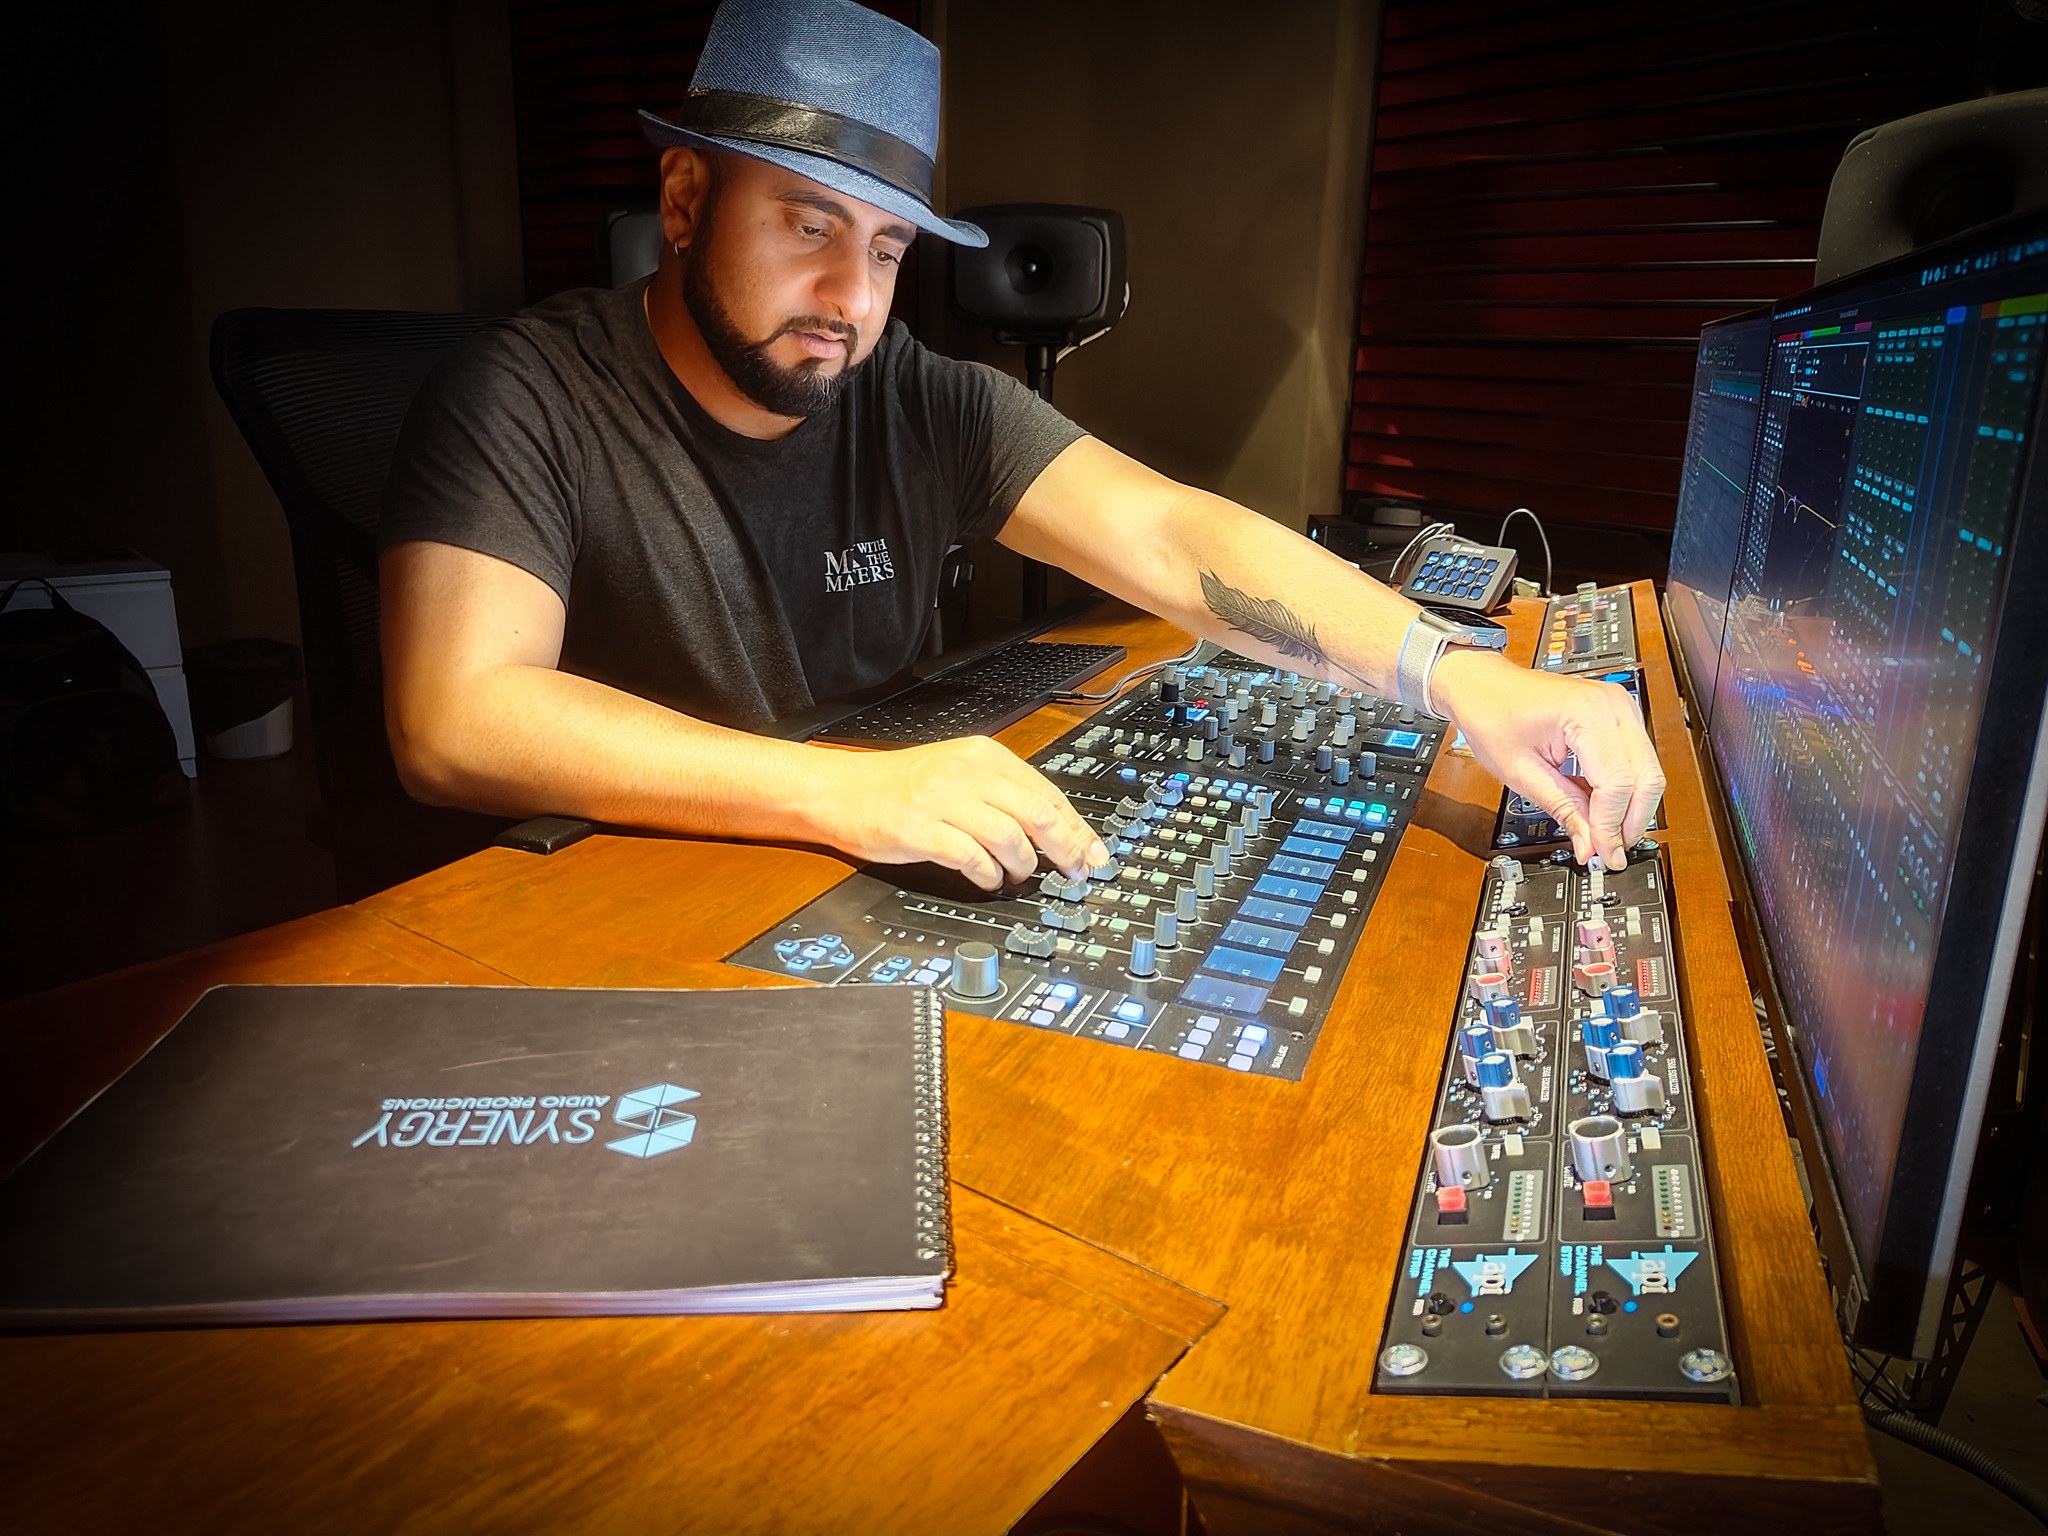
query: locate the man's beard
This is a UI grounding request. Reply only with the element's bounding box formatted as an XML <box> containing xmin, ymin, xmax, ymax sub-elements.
<box><xmin>682</xmin><ymin>224</ymin><xmax>861</xmax><ymax>419</ymax></box>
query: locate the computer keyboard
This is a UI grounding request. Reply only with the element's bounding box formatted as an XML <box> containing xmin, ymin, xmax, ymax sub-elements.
<box><xmin>813</xmin><ymin>641</ymin><xmax>1126</xmax><ymax>746</ymax></box>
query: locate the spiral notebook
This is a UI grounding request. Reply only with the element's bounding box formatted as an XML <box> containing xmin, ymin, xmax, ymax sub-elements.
<box><xmin>0</xmin><ymin>984</ymin><xmax>950</xmax><ymax>1327</ymax></box>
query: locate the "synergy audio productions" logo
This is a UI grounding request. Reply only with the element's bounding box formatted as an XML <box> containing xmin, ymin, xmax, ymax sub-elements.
<box><xmin>351</xmin><ymin>1084</ymin><xmax>701</xmax><ymax>1159</ymax></box>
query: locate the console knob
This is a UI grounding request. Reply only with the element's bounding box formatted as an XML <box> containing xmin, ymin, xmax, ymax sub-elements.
<box><xmin>1491</xmin><ymin>855</ymin><xmax>1525</xmax><ymax>884</ymax></box>
<box><xmin>1357</xmin><ymin>750</ymin><xmax>1377</xmax><ymax>779</ymax></box>
<box><xmin>1606</xmin><ymin>983</ymin><xmax>1639</xmax><ymax>1018</ymax></box>
<box><xmin>1316</xmin><ymin>744</ymin><xmax>1334</xmax><ymax>772</ymax></box>
<box><xmin>1129</xmin><ymin>935</ymin><xmax>1158</xmax><ymax>978</ymax></box>
<box><xmin>1203</xmin><ymin>717</ymin><xmax>1220</xmax><ymax>742</ymax></box>
<box><xmin>1194</xmin><ymin>864</ymin><xmax>1217</xmax><ymax>898</ymax></box>
<box><xmin>1607</xmin><ymin>1041</ymin><xmax>1666</xmax><ymax>1115</ymax></box>
<box><xmin>1229</xmin><ymin>742</ymin><xmax>1247</xmax><ymax>767</ymax></box>
<box><xmin>1292</xmin><ymin>714</ymin><xmax>1313</xmax><ymax>741</ymax></box>
<box><xmin>1478</xmin><ymin>1051</ymin><xmax>1532</xmax><ymax>1123</ymax></box>
<box><xmin>1570</xmin><ymin>1114</ymin><xmax>1633</xmax><ymax>1184</ymax></box>
<box><xmin>1468</xmin><ymin>970</ymin><xmax>1510</xmax><ymax>1005</ymax></box>
<box><xmin>1154</xmin><ymin>910</ymin><xmax>1179</xmax><ymax>949</ymax></box>
<box><xmin>1242</xmin><ymin>804</ymin><xmax>1262</xmax><ymax>837</ymax></box>
<box><xmin>950</xmin><ymin>942</ymin><xmax>1001</xmax><ymax>1001</ymax></box>
<box><xmin>1211</xmin><ymin>842</ymin><xmax>1233</xmax><ymax>877</ymax></box>
<box><xmin>1482</xmin><ymin>996</ymin><xmax>1537</xmax><ymax>1057</ymax></box>
<box><xmin>1459</xmin><ymin>1022</ymin><xmax>1495</xmax><ymax>1086</ymax></box>
<box><xmin>1258</xmin><ymin>739</ymin><xmax>1276</xmax><ymax>763</ymax></box>
<box><xmin>1175</xmin><ymin>885</ymin><xmax>1199</xmax><ymax>921</ymax></box>
<box><xmin>1582</xmin><ymin>1015</ymin><xmax>1621</xmax><ymax>1080</ymax></box>
<box><xmin>1227</xmin><ymin>824</ymin><xmax>1246</xmax><ymax>855</ymax></box>
<box><xmin>1431</xmin><ymin>1123</ymin><xmax>1491</xmax><ymax>1192</ymax></box>
<box><xmin>1254</xmin><ymin>788</ymin><xmax>1275</xmax><ymax>814</ymax></box>
<box><xmin>1161</xmin><ymin>674</ymin><xmax>1182</xmax><ymax>703</ymax></box>
<box><xmin>1260</xmin><ymin>701</ymin><xmax>1279</xmax><ymax>727</ymax></box>
<box><xmin>1186</xmin><ymin>738</ymin><xmax>1203</xmax><ymax>761</ymax></box>
<box><xmin>1331</xmin><ymin>757</ymin><xmax>1351</xmax><ymax>785</ymax></box>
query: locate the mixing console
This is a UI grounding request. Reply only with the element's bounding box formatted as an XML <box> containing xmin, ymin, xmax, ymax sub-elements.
<box><xmin>1373</xmin><ymin>849</ymin><xmax>1735</xmax><ymax>1401</ymax></box>
<box><xmin>730</xmin><ymin>649</ymin><xmax>1446</xmax><ymax>1079</ymax></box>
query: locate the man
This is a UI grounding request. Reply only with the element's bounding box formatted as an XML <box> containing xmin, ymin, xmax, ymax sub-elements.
<box><xmin>380</xmin><ymin>0</ymin><xmax>1662</xmax><ymax>891</ymax></box>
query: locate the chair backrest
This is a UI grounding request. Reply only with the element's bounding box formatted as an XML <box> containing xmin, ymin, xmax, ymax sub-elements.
<box><xmin>209</xmin><ymin>309</ymin><xmax>503</xmax><ymax>891</ymax></box>
<box><xmin>1816</xmin><ymin>88</ymin><xmax>2048</xmax><ymax>285</ymax></box>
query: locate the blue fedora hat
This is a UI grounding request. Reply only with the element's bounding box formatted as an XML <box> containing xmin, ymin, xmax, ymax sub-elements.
<box><xmin>638</xmin><ymin>0</ymin><xmax>987</xmax><ymax>248</ymax></box>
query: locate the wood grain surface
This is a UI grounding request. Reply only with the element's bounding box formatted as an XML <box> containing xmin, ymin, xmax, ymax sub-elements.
<box><xmin>0</xmin><ymin>898</ymin><xmax>1221</xmax><ymax>1535</ymax></box>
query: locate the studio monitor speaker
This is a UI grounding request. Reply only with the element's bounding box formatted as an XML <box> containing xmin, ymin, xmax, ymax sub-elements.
<box><xmin>952</xmin><ymin>204</ymin><xmax>1128</xmax><ymax>345</ymax></box>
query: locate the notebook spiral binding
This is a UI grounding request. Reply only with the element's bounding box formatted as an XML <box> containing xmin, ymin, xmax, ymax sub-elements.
<box><xmin>910</xmin><ymin>988</ymin><xmax>952</xmax><ymax>1271</ymax></box>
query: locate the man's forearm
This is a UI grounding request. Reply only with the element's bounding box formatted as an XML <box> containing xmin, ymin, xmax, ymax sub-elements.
<box><xmin>392</xmin><ymin>659</ymin><xmax>836</xmax><ymax>842</ymax></box>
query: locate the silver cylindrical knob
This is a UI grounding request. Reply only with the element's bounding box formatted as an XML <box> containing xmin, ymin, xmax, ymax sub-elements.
<box><xmin>950</xmin><ymin>942</ymin><xmax>1001</xmax><ymax>1001</ymax></box>
<box><xmin>1243</xmin><ymin>805</ymin><xmax>1262</xmax><ymax>837</ymax></box>
<box><xmin>1260</xmin><ymin>701</ymin><xmax>1278</xmax><ymax>726</ymax></box>
<box><xmin>1358</xmin><ymin>750</ymin><xmax>1377</xmax><ymax>778</ymax></box>
<box><xmin>1227</xmin><ymin>824</ymin><xmax>1246</xmax><ymax>854</ymax></box>
<box><xmin>1431</xmin><ymin>1123</ymin><xmax>1491</xmax><ymax>1192</ymax></box>
<box><xmin>1194</xmin><ymin>864</ymin><xmax>1216</xmax><ymax>898</ymax></box>
<box><xmin>1230</xmin><ymin>742</ymin><xmax>1247</xmax><ymax>767</ymax></box>
<box><xmin>1211</xmin><ymin>842</ymin><xmax>1233</xmax><ymax>877</ymax></box>
<box><xmin>1332</xmin><ymin>757</ymin><xmax>1351</xmax><ymax>785</ymax></box>
<box><xmin>1316</xmin><ymin>744</ymin><xmax>1333</xmax><ymax>772</ymax></box>
<box><xmin>1258</xmin><ymin>739</ymin><xmax>1276</xmax><ymax>762</ymax></box>
<box><xmin>1569</xmin><ymin>1115</ymin><xmax>1633</xmax><ymax>1185</ymax></box>
<box><xmin>1292</xmin><ymin>713</ymin><xmax>1312</xmax><ymax>741</ymax></box>
<box><xmin>1154</xmin><ymin>910</ymin><xmax>1179</xmax><ymax>949</ymax></box>
<box><xmin>1175</xmin><ymin>885</ymin><xmax>1199</xmax><ymax>920</ymax></box>
<box><xmin>1129</xmin><ymin>935</ymin><xmax>1158</xmax><ymax>978</ymax></box>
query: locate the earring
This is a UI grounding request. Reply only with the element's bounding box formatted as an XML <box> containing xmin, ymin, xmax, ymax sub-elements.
<box><xmin>672</xmin><ymin>239</ymin><xmax>684</xmax><ymax>256</ymax></box>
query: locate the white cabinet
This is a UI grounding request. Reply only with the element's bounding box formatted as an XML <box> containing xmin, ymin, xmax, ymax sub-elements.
<box><xmin>0</xmin><ymin>552</ymin><xmax>199</xmax><ymax>777</ymax></box>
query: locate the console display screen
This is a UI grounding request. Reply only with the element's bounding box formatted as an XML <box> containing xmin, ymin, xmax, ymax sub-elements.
<box><xmin>1709</xmin><ymin>231</ymin><xmax>2048</xmax><ymax>1269</ymax></box>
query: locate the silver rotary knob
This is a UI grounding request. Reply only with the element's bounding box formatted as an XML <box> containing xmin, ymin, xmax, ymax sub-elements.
<box><xmin>949</xmin><ymin>942</ymin><xmax>1002</xmax><ymax>1001</ymax></box>
<box><xmin>1129</xmin><ymin>935</ymin><xmax>1158</xmax><ymax>978</ymax></box>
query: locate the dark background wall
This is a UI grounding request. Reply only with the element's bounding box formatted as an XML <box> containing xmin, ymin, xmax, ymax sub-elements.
<box><xmin>1347</xmin><ymin>0</ymin><xmax>2043</xmax><ymax>585</ymax></box>
<box><xmin>6</xmin><ymin>0</ymin><xmax>2042</xmax><ymax>650</ymax></box>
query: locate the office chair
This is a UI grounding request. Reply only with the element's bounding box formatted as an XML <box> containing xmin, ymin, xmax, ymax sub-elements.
<box><xmin>600</xmin><ymin>209</ymin><xmax>665</xmax><ymax>288</ymax></box>
<box><xmin>1816</xmin><ymin>87</ymin><xmax>2048</xmax><ymax>284</ymax></box>
<box><xmin>211</xmin><ymin>309</ymin><xmax>514</xmax><ymax>899</ymax></box>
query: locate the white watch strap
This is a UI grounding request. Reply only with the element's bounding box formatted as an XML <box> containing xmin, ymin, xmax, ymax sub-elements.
<box><xmin>1396</xmin><ymin>615</ymin><xmax>1451</xmax><ymax>720</ymax></box>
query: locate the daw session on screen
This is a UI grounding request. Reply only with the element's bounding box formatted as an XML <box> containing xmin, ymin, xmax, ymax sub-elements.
<box><xmin>14</xmin><ymin>4</ymin><xmax>2048</xmax><ymax>1533</ymax></box>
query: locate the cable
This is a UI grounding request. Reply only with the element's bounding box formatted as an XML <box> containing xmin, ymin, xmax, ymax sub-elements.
<box><xmin>1498</xmin><ymin>506</ymin><xmax>1555</xmax><ymax>598</ymax></box>
<box><xmin>1388</xmin><ymin>520</ymin><xmax>1458</xmax><ymax>587</ymax></box>
<box><xmin>1864</xmin><ymin>1406</ymin><xmax>2048</xmax><ymax>1527</ymax></box>
<box><xmin>1052</xmin><ymin>637</ymin><xmax>1206</xmax><ymax>704</ymax></box>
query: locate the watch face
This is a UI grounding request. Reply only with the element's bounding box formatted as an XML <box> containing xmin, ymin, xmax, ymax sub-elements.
<box><xmin>1423</xmin><ymin>606</ymin><xmax>1509</xmax><ymax>645</ymax></box>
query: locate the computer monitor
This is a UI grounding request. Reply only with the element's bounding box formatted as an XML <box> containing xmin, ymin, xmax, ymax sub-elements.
<box><xmin>1707</xmin><ymin>209</ymin><xmax>2048</xmax><ymax>1354</ymax></box>
<box><xmin>1665</xmin><ymin>308</ymin><xmax>1772</xmax><ymax>724</ymax></box>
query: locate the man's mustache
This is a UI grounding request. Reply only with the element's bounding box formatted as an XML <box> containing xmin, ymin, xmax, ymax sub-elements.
<box><xmin>768</xmin><ymin>315</ymin><xmax>858</xmax><ymax>351</ymax></box>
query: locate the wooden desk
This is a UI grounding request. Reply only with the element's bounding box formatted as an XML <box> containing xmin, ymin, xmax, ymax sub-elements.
<box><xmin>0</xmin><ymin>912</ymin><xmax>1220</xmax><ymax>1534</ymax></box>
<box><xmin>2</xmin><ymin>584</ymin><xmax>1879</xmax><ymax>1534</ymax></box>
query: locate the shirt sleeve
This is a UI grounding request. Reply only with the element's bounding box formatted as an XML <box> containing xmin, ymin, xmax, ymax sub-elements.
<box><xmin>975</xmin><ymin>362</ymin><xmax>1086</xmax><ymax>539</ymax></box>
<box><xmin>379</xmin><ymin>325</ymin><xmax>585</xmax><ymax>603</ymax></box>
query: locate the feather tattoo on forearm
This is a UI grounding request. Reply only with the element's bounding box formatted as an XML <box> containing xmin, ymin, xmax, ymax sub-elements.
<box><xmin>1198</xmin><ymin>570</ymin><xmax>1371</xmax><ymax>690</ymax></box>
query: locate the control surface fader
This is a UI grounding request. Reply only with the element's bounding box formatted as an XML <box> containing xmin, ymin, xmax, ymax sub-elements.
<box><xmin>1374</xmin><ymin>848</ymin><xmax>1735</xmax><ymax>1401</ymax></box>
<box><xmin>729</xmin><ymin>651</ymin><xmax>1446</xmax><ymax>1079</ymax></box>
<box><xmin>1537</xmin><ymin>582</ymin><xmax>1638</xmax><ymax>674</ymax></box>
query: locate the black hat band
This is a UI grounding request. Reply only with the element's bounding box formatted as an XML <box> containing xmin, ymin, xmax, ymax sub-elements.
<box><xmin>671</xmin><ymin>89</ymin><xmax>936</xmax><ymax>203</ymax></box>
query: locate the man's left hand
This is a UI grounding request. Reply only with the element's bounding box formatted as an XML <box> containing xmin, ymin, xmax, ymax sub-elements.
<box><xmin>1431</xmin><ymin>649</ymin><xmax>1665</xmax><ymax>869</ymax></box>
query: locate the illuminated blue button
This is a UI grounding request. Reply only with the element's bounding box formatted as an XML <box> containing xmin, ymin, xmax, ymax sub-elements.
<box><xmin>1225</xmin><ymin>785</ymin><xmax>1245</xmax><ymax>800</ymax></box>
<box><xmin>785</xmin><ymin>958</ymin><xmax>812</xmax><ymax>972</ymax></box>
<box><xmin>1241</xmin><ymin>1025</ymin><xmax>1269</xmax><ymax>1046</ymax></box>
<box><xmin>1171</xmin><ymin>772</ymin><xmax>1190</xmax><ymax>782</ymax></box>
<box><xmin>868</xmin><ymin>970</ymin><xmax>895</xmax><ymax>983</ymax></box>
<box><xmin>1342</xmin><ymin>804</ymin><xmax>1364</xmax><ymax>821</ymax></box>
<box><xmin>830</xmin><ymin>948</ymin><xmax>854</xmax><ymax>966</ymax></box>
<box><xmin>818</xmin><ymin>934</ymin><xmax>842</xmax><ymax>947</ymax></box>
<box><xmin>801</xmin><ymin>944</ymin><xmax>828</xmax><ymax>960</ymax></box>
<box><xmin>1030</xmin><ymin>1009</ymin><xmax>1057</xmax><ymax>1026</ymax></box>
<box><xmin>1365</xmin><ymin>804</ymin><xmax>1389</xmax><ymax>824</ymax></box>
<box><xmin>1049</xmin><ymin>983</ymin><xmax>1081</xmax><ymax>1003</ymax></box>
<box><xmin>1189</xmin><ymin>1028</ymin><xmax>1213</xmax><ymax>1046</ymax></box>
<box><xmin>1227</xmin><ymin>1054</ymin><xmax>1254</xmax><ymax>1071</ymax></box>
<box><xmin>929</xmin><ymin>957</ymin><xmax>952</xmax><ymax>971</ymax></box>
<box><xmin>1303</xmin><ymin>798</ymin><xmax>1322</xmax><ymax>811</ymax></box>
<box><xmin>775</xmin><ymin>940</ymin><xmax>802</xmax><ymax>957</ymax></box>
<box><xmin>1114</xmin><ymin>999</ymin><xmax>1147</xmax><ymax>1023</ymax></box>
<box><xmin>1119</xmin><ymin>766</ymin><xmax>1138</xmax><ymax>780</ymax></box>
<box><xmin>1178</xmin><ymin>1043</ymin><xmax>1205</xmax><ymax>1060</ymax></box>
<box><xmin>1103</xmin><ymin>1021</ymin><xmax>1132</xmax><ymax>1040</ymax></box>
<box><xmin>910</xmin><ymin>969</ymin><xmax>940</xmax><ymax>985</ymax></box>
<box><xmin>885</xmin><ymin>955</ymin><xmax>914</xmax><ymax>969</ymax></box>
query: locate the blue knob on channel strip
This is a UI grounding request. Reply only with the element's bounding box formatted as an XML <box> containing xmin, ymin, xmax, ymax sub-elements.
<box><xmin>1482</xmin><ymin>995</ymin><xmax>1537</xmax><ymax>1057</ymax></box>
<box><xmin>1476</xmin><ymin>1049</ymin><xmax>1532</xmax><ymax>1123</ymax></box>
<box><xmin>1583</xmin><ymin>1015</ymin><xmax>1622</xmax><ymax>1080</ymax></box>
<box><xmin>1606</xmin><ymin>1040</ymin><xmax>1667</xmax><ymax>1115</ymax></box>
<box><xmin>1459</xmin><ymin>1022</ymin><xmax>1495</xmax><ymax>1085</ymax></box>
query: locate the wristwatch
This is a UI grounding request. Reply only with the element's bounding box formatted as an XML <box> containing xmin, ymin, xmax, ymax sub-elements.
<box><xmin>1395</xmin><ymin>605</ymin><xmax>1510</xmax><ymax>720</ymax></box>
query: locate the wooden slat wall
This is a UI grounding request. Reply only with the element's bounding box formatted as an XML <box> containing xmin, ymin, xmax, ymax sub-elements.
<box><xmin>508</xmin><ymin>0</ymin><xmax>918</xmax><ymax>304</ymax></box>
<box><xmin>1349</xmin><ymin>0</ymin><xmax>1981</xmax><ymax>553</ymax></box>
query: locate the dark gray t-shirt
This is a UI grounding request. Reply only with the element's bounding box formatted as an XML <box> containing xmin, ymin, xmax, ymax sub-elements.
<box><xmin>380</xmin><ymin>277</ymin><xmax>1082</xmax><ymax>728</ymax></box>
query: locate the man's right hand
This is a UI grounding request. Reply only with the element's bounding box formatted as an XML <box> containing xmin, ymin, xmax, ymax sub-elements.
<box><xmin>814</xmin><ymin>737</ymin><xmax>1107</xmax><ymax>890</ymax></box>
